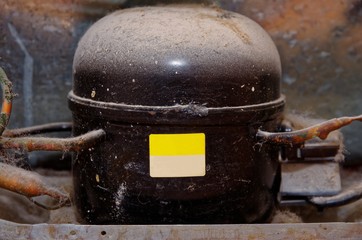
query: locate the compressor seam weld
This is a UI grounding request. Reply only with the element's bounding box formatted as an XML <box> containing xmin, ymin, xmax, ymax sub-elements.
<box><xmin>68</xmin><ymin>91</ymin><xmax>285</xmax><ymax>114</ymax></box>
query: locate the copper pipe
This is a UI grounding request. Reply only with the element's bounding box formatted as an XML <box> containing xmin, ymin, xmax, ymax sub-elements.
<box><xmin>0</xmin><ymin>162</ymin><xmax>70</xmax><ymax>209</ymax></box>
<box><xmin>257</xmin><ymin>115</ymin><xmax>362</xmax><ymax>145</ymax></box>
<box><xmin>0</xmin><ymin>129</ymin><xmax>105</xmax><ymax>152</ymax></box>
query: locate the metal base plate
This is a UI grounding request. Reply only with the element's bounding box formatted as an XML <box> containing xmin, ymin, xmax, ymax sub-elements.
<box><xmin>280</xmin><ymin>162</ymin><xmax>341</xmax><ymax>196</ymax></box>
<box><xmin>0</xmin><ymin>219</ymin><xmax>361</xmax><ymax>240</ymax></box>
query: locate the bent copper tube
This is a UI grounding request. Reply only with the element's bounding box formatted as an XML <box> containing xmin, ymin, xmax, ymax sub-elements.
<box><xmin>0</xmin><ymin>162</ymin><xmax>71</xmax><ymax>210</ymax></box>
<box><xmin>257</xmin><ymin>115</ymin><xmax>362</xmax><ymax>145</ymax></box>
<box><xmin>0</xmin><ymin>67</ymin><xmax>105</xmax><ymax>152</ymax></box>
<box><xmin>0</xmin><ymin>128</ymin><xmax>105</xmax><ymax>152</ymax></box>
<box><xmin>0</xmin><ymin>67</ymin><xmax>106</xmax><ymax>209</ymax></box>
<box><xmin>0</xmin><ymin>127</ymin><xmax>105</xmax><ymax>210</ymax></box>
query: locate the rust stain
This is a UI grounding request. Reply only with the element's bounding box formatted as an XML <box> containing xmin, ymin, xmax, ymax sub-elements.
<box><xmin>285</xmin><ymin>228</ymin><xmax>320</xmax><ymax>240</ymax></box>
<box><xmin>247</xmin><ymin>232</ymin><xmax>266</xmax><ymax>240</ymax></box>
<box><xmin>46</xmin><ymin>225</ymin><xmax>57</xmax><ymax>240</ymax></box>
<box><xmin>198</xmin><ymin>13</ymin><xmax>251</xmax><ymax>44</ymax></box>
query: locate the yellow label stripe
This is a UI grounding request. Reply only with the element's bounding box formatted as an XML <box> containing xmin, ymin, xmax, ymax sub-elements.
<box><xmin>149</xmin><ymin>133</ymin><xmax>205</xmax><ymax>156</ymax></box>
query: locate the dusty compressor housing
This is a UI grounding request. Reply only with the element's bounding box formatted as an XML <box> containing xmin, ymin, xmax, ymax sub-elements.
<box><xmin>68</xmin><ymin>5</ymin><xmax>285</xmax><ymax>224</ymax></box>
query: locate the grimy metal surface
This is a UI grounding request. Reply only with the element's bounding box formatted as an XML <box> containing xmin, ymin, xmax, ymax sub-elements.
<box><xmin>69</xmin><ymin>5</ymin><xmax>284</xmax><ymax>224</ymax></box>
<box><xmin>0</xmin><ymin>220</ymin><xmax>361</xmax><ymax>240</ymax></box>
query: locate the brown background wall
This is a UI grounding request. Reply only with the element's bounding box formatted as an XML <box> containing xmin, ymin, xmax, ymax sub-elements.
<box><xmin>1</xmin><ymin>0</ymin><xmax>361</xmax><ymax>164</ymax></box>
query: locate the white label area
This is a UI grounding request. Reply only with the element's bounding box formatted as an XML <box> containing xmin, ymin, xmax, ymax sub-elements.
<box><xmin>150</xmin><ymin>155</ymin><xmax>205</xmax><ymax>177</ymax></box>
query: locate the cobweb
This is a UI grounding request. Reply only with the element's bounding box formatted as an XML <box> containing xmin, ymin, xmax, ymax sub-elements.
<box><xmin>0</xmin><ymin>149</ymin><xmax>31</xmax><ymax>170</ymax></box>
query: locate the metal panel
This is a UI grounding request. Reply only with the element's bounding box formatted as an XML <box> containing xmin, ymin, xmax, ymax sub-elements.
<box><xmin>281</xmin><ymin>162</ymin><xmax>341</xmax><ymax>196</ymax></box>
<box><xmin>0</xmin><ymin>220</ymin><xmax>361</xmax><ymax>240</ymax></box>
